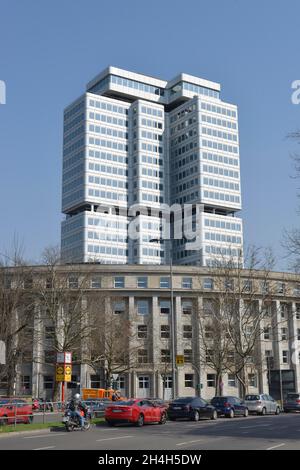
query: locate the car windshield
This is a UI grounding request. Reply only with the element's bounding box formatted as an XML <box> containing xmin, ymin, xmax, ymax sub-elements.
<box><xmin>211</xmin><ymin>397</ymin><xmax>228</xmax><ymax>403</ymax></box>
<box><xmin>0</xmin><ymin>400</ymin><xmax>10</xmax><ymax>407</ymax></box>
<box><xmin>112</xmin><ymin>400</ymin><xmax>135</xmax><ymax>406</ymax></box>
<box><xmin>172</xmin><ymin>397</ymin><xmax>193</xmax><ymax>404</ymax></box>
<box><xmin>287</xmin><ymin>393</ymin><xmax>300</xmax><ymax>399</ymax></box>
<box><xmin>245</xmin><ymin>395</ymin><xmax>260</xmax><ymax>401</ymax></box>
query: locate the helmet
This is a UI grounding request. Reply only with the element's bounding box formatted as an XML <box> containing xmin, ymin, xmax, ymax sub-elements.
<box><xmin>74</xmin><ymin>393</ymin><xmax>80</xmax><ymax>400</ymax></box>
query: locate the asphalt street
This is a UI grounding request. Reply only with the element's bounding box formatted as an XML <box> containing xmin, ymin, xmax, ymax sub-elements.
<box><xmin>0</xmin><ymin>413</ymin><xmax>300</xmax><ymax>450</ymax></box>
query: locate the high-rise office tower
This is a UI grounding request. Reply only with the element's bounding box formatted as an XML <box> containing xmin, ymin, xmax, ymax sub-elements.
<box><xmin>61</xmin><ymin>66</ymin><xmax>243</xmax><ymax>265</ymax></box>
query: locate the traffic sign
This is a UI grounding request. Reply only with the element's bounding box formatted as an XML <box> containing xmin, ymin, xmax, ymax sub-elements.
<box><xmin>57</xmin><ymin>351</ymin><xmax>72</xmax><ymax>364</ymax></box>
<box><xmin>176</xmin><ymin>355</ymin><xmax>184</xmax><ymax>366</ymax></box>
<box><xmin>56</xmin><ymin>364</ymin><xmax>72</xmax><ymax>382</ymax></box>
<box><xmin>56</xmin><ymin>365</ymin><xmax>65</xmax><ymax>381</ymax></box>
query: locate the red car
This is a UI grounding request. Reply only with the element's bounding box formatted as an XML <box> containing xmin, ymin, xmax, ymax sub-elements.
<box><xmin>0</xmin><ymin>398</ymin><xmax>33</xmax><ymax>425</ymax></box>
<box><xmin>105</xmin><ymin>399</ymin><xmax>167</xmax><ymax>426</ymax></box>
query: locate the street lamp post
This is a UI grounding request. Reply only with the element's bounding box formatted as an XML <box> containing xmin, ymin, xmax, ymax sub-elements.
<box><xmin>279</xmin><ymin>368</ymin><xmax>284</xmax><ymax>409</ymax></box>
<box><xmin>169</xmin><ymin>242</ymin><xmax>176</xmax><ymax>400</ymax></box>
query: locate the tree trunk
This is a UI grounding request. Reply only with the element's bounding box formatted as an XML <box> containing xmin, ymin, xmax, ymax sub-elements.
<box><xmin>237</xmin><ymin>372</ymin><xmax>247</xmax><ymax>399</ymax></box>
<box><xmin>105</xmin><ymin>369</ymin><xmax>111</xmax><ymax>389</ymax></box>
<box><xmin>216</xmin><ymin>372</ymin><xmax>223</xmax><ymax>396</ymax></box>
<box><xmin>52</xmin><ymin>381</ymin><xmax>61</xmax><ymax>401</ymax></box>
<box><xmin>214</xmin><ymin>372</ymin><xmax>223</xmax><ymax>396</ymax></box>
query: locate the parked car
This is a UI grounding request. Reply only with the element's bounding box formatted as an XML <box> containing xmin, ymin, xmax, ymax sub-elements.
<box><xmin>283</xmin><ymin>392</ymin><xmax>300</xmax><ymax>412</ymax></box>
<box><xmin>105</xmin><ymin>399</ymin><xmax>167</xmax><ymax>426</ymax></box>
<box><xmin>211</xmin><ymin>396</ymin><xmax>248</xmax><ymax>418</ymax></box>
<box><xmin>83</xmin><ymin>398</ymin><xmax>108</xmax><ymax>418</ymax></box>
<box><xmin>0</xmin><ymin>399</ymin><xmax>33</xmax><ymax>425</ymax></box>
<box><xmin>244</xmin><ymin>394</ymin><xmax>280</xmax><ymax>415</ymax></box>
<box><xmin>149</xmin><ymin>398</ymin><xmax>169</xmax><ymax>410</ymax></box>
<box><xmin>168</xmin><ymin>397</ymin><xmax>217</xmax><ymax>421</ymax></box>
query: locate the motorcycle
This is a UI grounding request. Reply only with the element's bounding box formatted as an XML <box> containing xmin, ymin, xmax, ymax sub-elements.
<box><xmin>62</xmin><ymin>409</ymin><xmax>90</xmax><ymax>432</ymax></box>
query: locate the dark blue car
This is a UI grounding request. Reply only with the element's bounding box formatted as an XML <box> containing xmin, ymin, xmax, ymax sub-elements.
<box><xmin>211</xmin><ymin>396</ymin><xmax>248</xmax><ymax>418</ymax></box>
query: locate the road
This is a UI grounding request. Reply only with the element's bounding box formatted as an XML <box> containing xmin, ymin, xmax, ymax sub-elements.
<box><xmin>1</xmin><ymin>413</ymin><xmax>300</xmax><ymax>450</ymax></box>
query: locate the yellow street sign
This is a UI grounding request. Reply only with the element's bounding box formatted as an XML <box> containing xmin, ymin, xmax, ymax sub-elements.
<box><xmin>64</xmin><ymin>365</ymin><xmax>72</xmax><ymax>382</ymax></box>
<box><xmin>56</xmin><ymin>364</ymin><xmax>72</xmax><ymax>382</ymax></box>
<box><xmin>176</xmin><ymin>355</ymin><xmax>184</xmax><ymax>366</ymax></box>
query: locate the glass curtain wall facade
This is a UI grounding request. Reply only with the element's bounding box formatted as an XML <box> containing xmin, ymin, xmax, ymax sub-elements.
<box><xmin>61</xmin><ymin>66</ymin><xmax>243</xmax><ymax>266</ymax></box>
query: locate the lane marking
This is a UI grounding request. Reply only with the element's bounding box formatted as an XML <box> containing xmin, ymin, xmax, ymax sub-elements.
<box><xmin>176</xmin><ymin>439</ymin><xmax>204</xmax><ymax>446</ymax></box>
<box><xmin>96</xmin><ymin>435</ymin><xmax>133</xmax><ymax>442</ymax></box>
<box><xmin>33</xmin><ymin>446</ymin><xmax>55</xmax><ymax>450</ymax></box>
<box><xmin>266</xmin><ymin>443</ymin><xmax>286</xmax><ymax>450</ymax></box>
<box><xmin>94</xmin><ymin>427</ymin><xmax>118</xmax><ymax>431</ymax></box>
<box><xmin>240</xmin><ymin>424</ymin><xmax>271</xmax><ymax>429</ymax></box>
<box><xmin>23</xmin><ymin>433</ymin><xmax>65</xmax><ymax>439</ymax></box>
<box><xmin>176</xmin><ymin>436</ymin><xmax>228</xmax><ymax>447</ymax></box>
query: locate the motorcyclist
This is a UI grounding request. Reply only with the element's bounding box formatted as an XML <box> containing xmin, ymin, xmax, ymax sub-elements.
<box><xmin>68</xmin><ymin>393</ymin><xmax>87</xmax><ymax>429</ymax></box>
<box><xmin>112</xmin><ymin>390</ymin><xmax>121</xmax><ymax>401</ymax></box>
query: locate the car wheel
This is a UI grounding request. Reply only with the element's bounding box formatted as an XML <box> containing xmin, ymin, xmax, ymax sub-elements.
<box><xmin>27</xmin><ymin>415</ymin><xmax>33</xmax><ymax>424</ymax></box>
<box><xmin>275</xmin><ymin>407</ymin><xmax>280</xmax><ymax>415</ymax></box>
<box><xmin>260</xmin><ymin>407</ymin><xmax>266</xmax><ymax>416</ymax></box>
<box><xmin>0</xmin><ymin>416</ymin><xmax>8</xmax><ymax>426</ymax></box>
<box><xmin>83</xmin><ymin>420</ymin><xmax>91</xmax><ymax>431</ymax></box>
<box><xmin>211</xmin><ymin>410</ymin><xmax>217</xmax><ymax>420</ymax></box>
<box><xmin>193</xmin><ymin>410</ymin><xmax>200</xmax><ymax>422</ymax></box>
<box><xmin>244</xmin><ymin>408</ymin><xmax>248</xmax><ymax>417</ymax></box>
<box><xmin>159</xmin><ymin>412</ymin><xmax>167</xmax><ymax>425</ymax></box>
<box><xmin>136</xmin><ymin>414</ymin><xmax>144</xmax><ymax>427</ymax></box>
<box><xmin>106</xmin><ymin>420</ymin><xmax>115</xmax><ymax>427</ymax></box>
<box><xmin>226</xmin><ymin>409</ymin><xmax>234</xmax><ymax>418</ymax></box>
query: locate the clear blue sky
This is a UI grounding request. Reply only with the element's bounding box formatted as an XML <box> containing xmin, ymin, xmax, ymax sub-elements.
<box><xmin>0</xmin><ymin>0</ymin><xmax>299</xmax><ymax>269</ymax></box>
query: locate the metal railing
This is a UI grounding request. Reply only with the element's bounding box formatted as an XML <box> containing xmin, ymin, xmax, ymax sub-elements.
<box><xmin>0</xmin><ymin>399</ymin><xmax>106</xmax><ymax>430</ymax></box>
<box><xmin>0</xmin><ymin>400</ymin><xmax>66</xmax><ymax>429</ymax></box>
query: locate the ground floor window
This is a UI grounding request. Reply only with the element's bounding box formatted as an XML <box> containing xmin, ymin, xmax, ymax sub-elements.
<box><xmin>248</xmin><ymin>373</ymin><xmax>257</xmax><ymax>387</ymax></box>
<box><xmin>116</xmin><ymin>376</ymin><xmax>125</xmax><ymax>390</ymax></box>
<box><xmin>90</xmin><ymin>374</ymin><xmax>101</xmax><ymax>388</ymax></box>
<box><xmin>207</xmin><ymin>373</ymin><xmax>216</xmax><ymax>387</ymax></box>
<box><xmin>21</xmin><ymin>375</ymin><xmax>31</xmax><ymax>392</ymax></box>
<box><xmin>228</xmin><ymin>374</ymin><xmax>236</xmax><ymax>387</ymax></box>
<box><xmin>162</xmin><ymin>375</ymin><xmax>172</xmax><ymax>388</ymax></box>
<box><xmin>67</xmin><ymin>375</ymin><xmax>79</xmax><ymax>389</ymax></box>
<box><xmin>44</xmin><ymin>375</ymin><xmax>54</xmax><ymax>390</ymax></box>
<box><xmin>138</xmin><ymin>376</ymin><xmax>149</xmax><ymax>389</ymax></box>
<box><xmin>185</xmin><ymin>374</ymin><xmax>194</xmax><ymax>388</ymax></box>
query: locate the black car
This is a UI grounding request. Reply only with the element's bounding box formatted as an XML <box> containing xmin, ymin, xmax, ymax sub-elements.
<box><xmin>210</xmin><ymin>396</ymin><xmax>248</xmax><ymax>418</ymax></box>
<box><xmin>168</xmin><ymin>397</ymin><xmax>217</xmax><ymax>421</ymax></box>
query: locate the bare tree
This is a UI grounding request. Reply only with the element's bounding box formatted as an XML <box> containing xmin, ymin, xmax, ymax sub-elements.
<box><xmin>33</xmin><ymin>249</ymin><xmax>96</xmax><ymax>400</ymax></box>
<box><xmin>87</xmin><ymin>296</ymin><xmax>139</xmax><ymax>389</ymax></box>
<box><xmin>197</xmin><ymin>296</ymin><xmax>233</xmax><ymax>396</ymax></box>
<box><xmin>198</xmin><ymin>246</ymin><xmax>279</xmax><ymax>397</ymax></box>
<box><xmin>0</xmin><ymin>241</ymin><xmax>34</xmax><ymax>396</ymax></box>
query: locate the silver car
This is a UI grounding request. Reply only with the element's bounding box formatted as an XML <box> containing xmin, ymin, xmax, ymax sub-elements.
<box><xmin>244</xmin><ymin>394</ymin><xmax>280</xmax><ymax>415</ymax></box>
